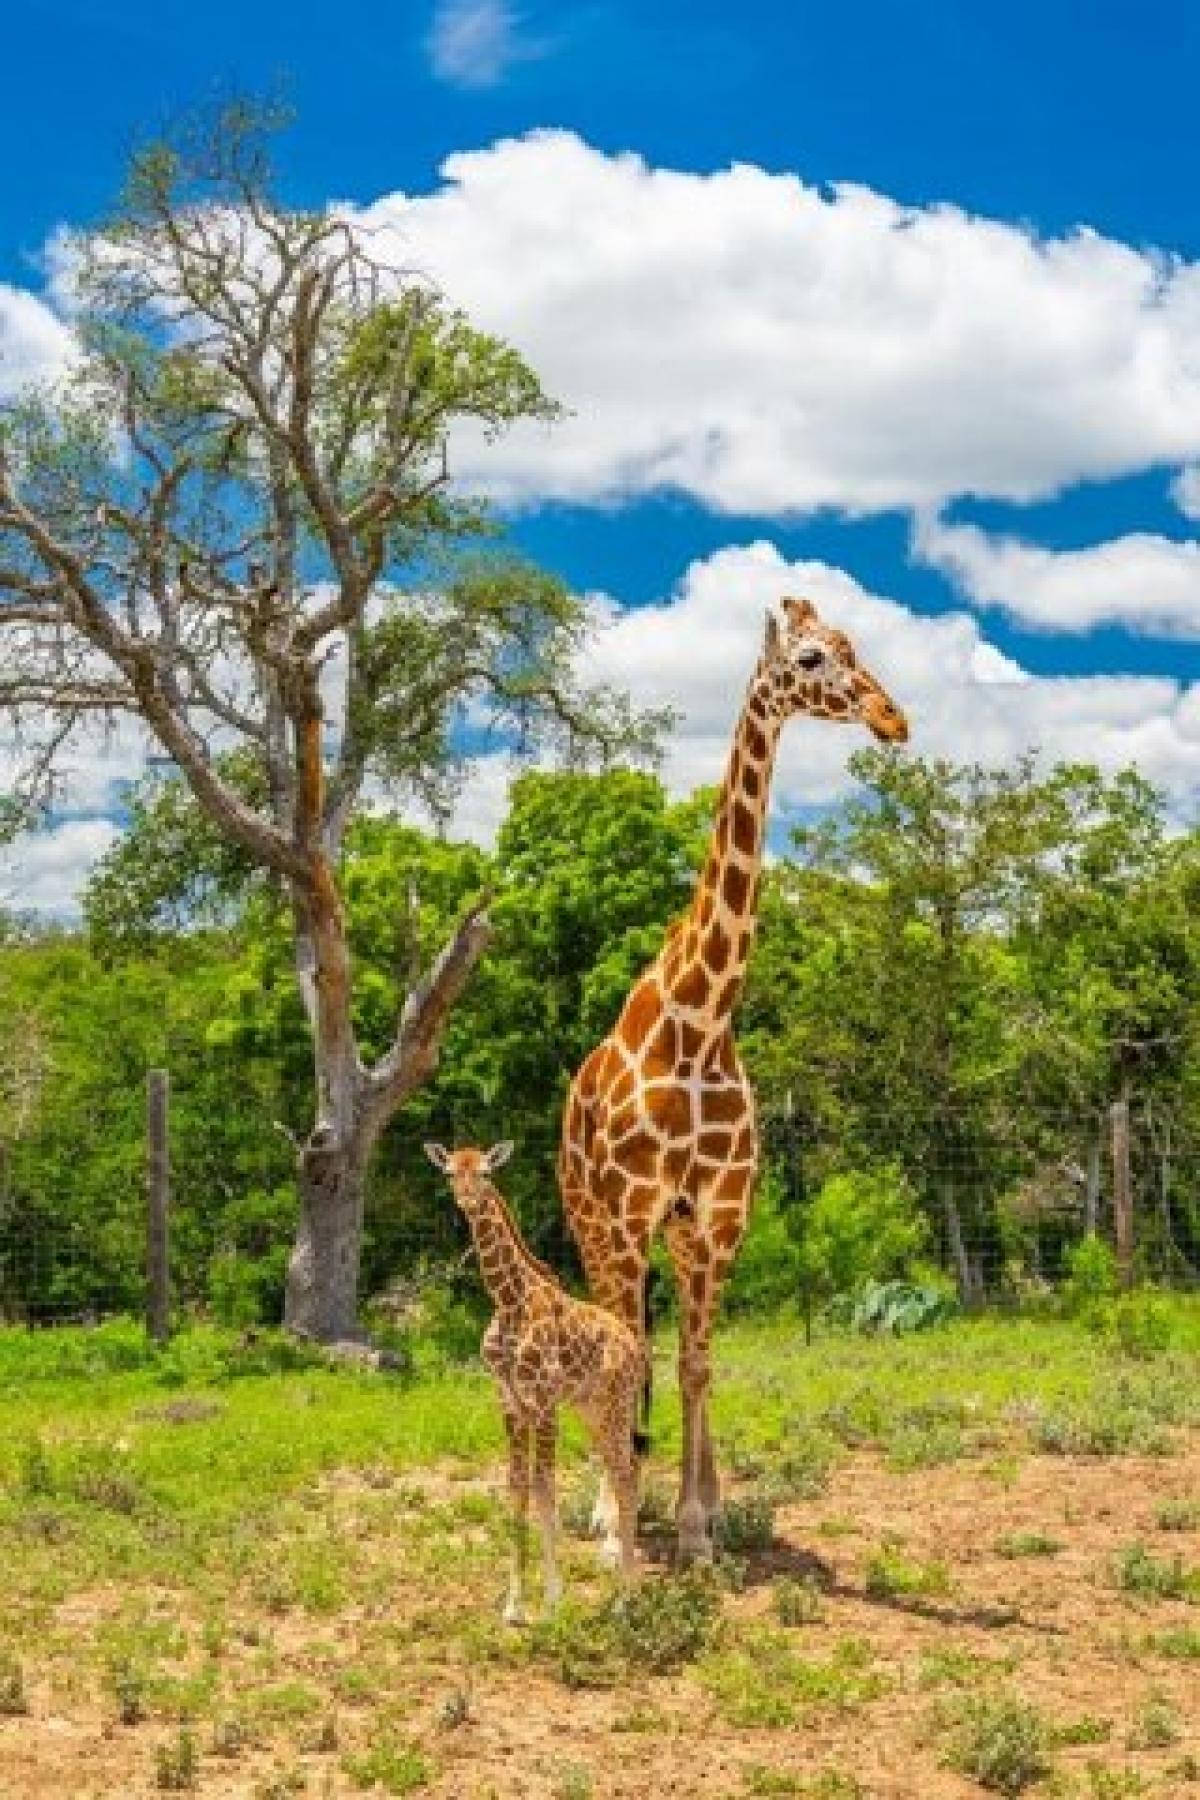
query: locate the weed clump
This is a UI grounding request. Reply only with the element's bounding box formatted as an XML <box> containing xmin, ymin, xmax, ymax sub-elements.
<box><xmin>715</xmin><ymin>1491</ymin><xmax>776</xmax><ymax>1553</ymax></box>
<box><xmin>0</xmin><ymin>1651</ymin><xmax>30</xmax><ymax>1716</ymax></box>
<box><xmin>534</xmin><ymin>1568</ymin><xmax>722</xmax><ymax>1688</ymax></box>
<box><xmin>1113</xmin><ymin>1544</ymin><xmax>1198</xmax><ymax>1601</ymax></box>
<box><xmin>941</xmin><ymin>1693</ymin><xmax>1051</xmax><ymax>1795</ymax></box>
<box><xmin>773</xmin><ymin>1575</ymin><xmax>824</xmax><ymax>1626</ymax></box>
<box><xmin>342</xmin><ymin>1732</ymin><xmax>429</xmax><ymax>1794</ymax></box>
<box><xmin>1156</xmin><ymin>1498</ymin><xmax>1200</xmax><ymax>1532</ymax></box>
<box><xmin>703</xmin><ymin>1631</ymin><xmax>883</xmax><ymax>1728</ymax></box>
<box><xmin>863</xmin><ymin>1543</ymin><xmax>951</xmax><ymax>1600</ymax></box>
<box><xmin>995</xmin><ymin>1531</ymin><xmax>1062</xmax><ymax>1559</ymax></box>
<box><xmin>154</xmin><ymin>1726</ymin><xmax>200</xmax><ymax>1791</ymax></box>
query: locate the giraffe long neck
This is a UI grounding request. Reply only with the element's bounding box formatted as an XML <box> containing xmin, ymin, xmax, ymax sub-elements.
<box><xmin>462</xmin><ymin>1182</ymin><xmax>546</xmax><ymax>1319</ymax></box>
<box><xmin>672</xmin><ymin>663</ymin><xmax>782</xmax><ymax>1018</ymax></box>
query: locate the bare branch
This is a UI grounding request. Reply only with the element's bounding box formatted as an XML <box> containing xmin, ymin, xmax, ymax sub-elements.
<box><xmin>365</xmin><ymin>895</ymin><xmax>494</xmax><ymax>1120</ymax></box>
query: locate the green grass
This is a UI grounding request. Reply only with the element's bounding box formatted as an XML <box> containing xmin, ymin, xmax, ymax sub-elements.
<box><xmin>0</xmin><ymin>1306</ymin><xmax>1198</xmax><ymax>1792</ymax></box>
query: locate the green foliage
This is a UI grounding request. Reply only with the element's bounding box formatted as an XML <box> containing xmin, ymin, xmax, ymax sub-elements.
<box><xmin>940</xmin><ymin>1693</ymin><xmax>1051</xmax><ymax>1794</ymax></box>
<box><xmin>849</xmin><ymin>1280</ymin><xmax>958</xmax><ymax>1336</ymax></box>
<box><xmin>1112</xmin><ymin>1544</ymin><xmax>1199</xmax><ymax>1601</ymax></box>
<box><xmin>533</xmin><ymin>1569</ymin><xmax>723</xmax><ymax>1687</ymax></box>
<box><xmin>1063</xmin><ymin>1237</ymin><xmax>1120</xmax><ymax>1316</ymax></box>
<box><xmin>797</xmin><ymin>1168</ymin><xmax>928</xmax><ymax>1309</ymax></box>
<box><xmin>342</xmin><ymin>1733</ymin><xmax>429</xmax><ymax>1795</ymax></box>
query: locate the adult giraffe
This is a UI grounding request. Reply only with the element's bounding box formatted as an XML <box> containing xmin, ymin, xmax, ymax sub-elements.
<box><xmin>558</xmin><ymin>595</ymin><xmax>909</xmax><ymax>1557</ymax></box>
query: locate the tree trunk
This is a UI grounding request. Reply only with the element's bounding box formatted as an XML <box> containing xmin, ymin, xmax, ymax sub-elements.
<box><xmin>944</xmin><ymin>1187</ymin><xmax>977</xmax><ymax>1308</ymax></box>
<box><xmin>284</xmin><ymin>1131</ymin><xmax>371</xmax><ymax>1341</ymax></box>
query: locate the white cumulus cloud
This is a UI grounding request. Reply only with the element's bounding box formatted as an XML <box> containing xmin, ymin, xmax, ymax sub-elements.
<box><xmin>357</xmin><ymin>131</ymin><xmax>1200</xmax><ymax>515</ymax></box>
<box><xmin>1172</xmin><ymin>465</ymin><xmax>1200</xmax><ymax>522</ymax></box>
<box><xmin>415</xmin><ymin>543</ymin><xmax>1199</xmax><ymax>850</ymax></box>
<box><xmin>0</xmin><ymin>816</ymin><xmax>121</xmax><ymax>916</ymax></box>
<box><xmin>914</xmin><ymin>513</ymin><xmax>1200</xmax><ymax>638</ymax></box>
<box><xmin>570</xmin><ymin>543</ymin><xmax>1200</xmax><ymax>814</ymax></box>
<box><xmin>0</xmin><ymin>283</ymin><xmax>75</xmax><ymax>399</ymax></box>
<box><xmin>426</xmin><ymin>0</ymin><xmax>534</xmax><ymax>88</ymax></box>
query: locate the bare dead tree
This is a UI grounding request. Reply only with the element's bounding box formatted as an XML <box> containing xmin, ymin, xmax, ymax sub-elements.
<box><xmin>0</xmin><ymin>102</ymin><xmax>660</xmax><ymax>1339</ymax></box>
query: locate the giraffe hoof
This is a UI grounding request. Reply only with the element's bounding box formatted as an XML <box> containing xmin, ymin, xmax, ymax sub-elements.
<box><xmin>597</xmin><ymin>1535</ymin><xmax>622</xmax><ymax>1571</ymax></box>
<box><xmin>501</xmin><ymin>1600</ymin><xmax>528</xmax><ymax>1627</ymax></box>
<box><xmin>676</xmin><ymin>1530</ymin><xmax>714</xmax><ymax>1565</ymax></box>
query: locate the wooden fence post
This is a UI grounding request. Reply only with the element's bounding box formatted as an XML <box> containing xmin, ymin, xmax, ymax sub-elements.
<box><xmin>146</xmin><ymin>1069</ymin><xmax>171</xmax><ymax>1342</ymax></box>
<box><xmin>1110</xmin><ymin>1096</ymin><xmax>1133</xmax><ymax>1291</ymax></box>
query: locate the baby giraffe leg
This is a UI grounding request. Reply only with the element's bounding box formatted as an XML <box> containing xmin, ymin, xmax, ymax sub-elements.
<box><xmin>501</xmin><ymin>1404</ymin><xmax>532</xmax><ymax>1626</ymax></box>
<box><xmin>596</xmin><ymin>1404</ymin><xmax>640</xmax><ymax>1587</ymax></box>
<box><xmin>532</xmin><ymin>1411</ymin><xmax>562</xmax><ymax>1614</ymax></box>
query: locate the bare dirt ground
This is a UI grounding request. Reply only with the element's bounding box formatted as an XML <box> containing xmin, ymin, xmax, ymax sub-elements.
<box><xmin>3</xmin><ymin>1437</ymin><xmax>1199</xmax><ymax>1799</ymax></box>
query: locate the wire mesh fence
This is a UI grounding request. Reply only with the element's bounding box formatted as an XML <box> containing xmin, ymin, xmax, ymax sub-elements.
<box><xmin>1</xmin><ymin>1077</ymin><xmax>1197</xmax><ymax>1328</ymax></box>
<box><xmin>761</xmin><ymin>1097</ymin><xmax>1200</xmax><ymax>1301</ymax></box>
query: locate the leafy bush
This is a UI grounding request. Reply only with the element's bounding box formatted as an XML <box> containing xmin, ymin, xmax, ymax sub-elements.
<box><xmin>798</xmin><ymin>1168</ymin><xmax>928</xmax><ymax>1311</ymax></box>
<box><xmin>1062</xmin><ymin>1236</ymin><xmax>1119</xmax><ymax>1317</ymax></box>
<box><xmin>941</xmin><ymin>1693</ymin><xmax>1051</xmax><ymax>1794</ymax></box>
<box><xmin>534</xmin><ymin>1569</ymin><xmax>722</xmax><ymax>1688</ymax></box>
<box><xmin>849</xmin><ymin>1280</ymin><xmax>958</xmax><ymax>1336</ymax></box>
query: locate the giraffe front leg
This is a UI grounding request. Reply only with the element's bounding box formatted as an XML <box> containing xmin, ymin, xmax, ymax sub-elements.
<box><xmin>532</xmin><ymin>1410</ymin><xmax>562</xmax><ymax>1615</ymax></box>
<box><xmin>500</xmin><ymin>1403</ymin><xmax>532</xmax><ymax>1626</ymax></box>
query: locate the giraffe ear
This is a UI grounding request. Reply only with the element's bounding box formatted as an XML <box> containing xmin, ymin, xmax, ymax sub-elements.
<box><xmin>763</xmin><ymin>609</ymin><xmax>781</xmax><ymax>653</ymax></box>
<box><xmin>782</xmin><ymin>595</ymin><xmax>817</xmax><ymax>628</ymax></box>
<box><xmin>423</xmin><ymin>1142</ymin><xmax>451</xmax><ymax>1171</ymax></box>
<box><xmin>485</xmin><ymin>1140</ymin><xmax>515</xmax><ymax>1172</ymax></box>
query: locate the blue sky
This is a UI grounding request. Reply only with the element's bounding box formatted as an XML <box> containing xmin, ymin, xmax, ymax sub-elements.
<box><xmin>1</xmin><ymin>0</ymin><xmax>1199</xmax><ymax>906</ymax></box>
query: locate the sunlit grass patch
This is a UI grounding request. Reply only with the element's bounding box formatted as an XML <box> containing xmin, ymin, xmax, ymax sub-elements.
<box><xmin>701</xmin><ymin>1630</ymin><xmax>885</xmax><ymax>1728</ymax></box>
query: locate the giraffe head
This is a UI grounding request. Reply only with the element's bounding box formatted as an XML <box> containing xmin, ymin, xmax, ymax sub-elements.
<box><xmin>424</xmin><ymin>1141</ymin><xmax>514</xmax><ymax>1217</ymax></box>
<box><xmin>760</xmin><ymin>595</ymin><xmax>909</xmax><ymax>743</ymax></box>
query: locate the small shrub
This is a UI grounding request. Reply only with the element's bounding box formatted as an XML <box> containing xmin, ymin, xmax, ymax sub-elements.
<box><xmin>1157</xmin><ymin>1499</ymin><xmax>1200</xmax><ymax>1532</ymax></box>
<box><xmin>864</xmin><ymin>1544</ymin><xmax>951</xmax><ymax>1600</ymax></box>
<box><xmin>109</xmin><ymin>1657</ymin><xmax>149</xmax><ymax>1727</ymax></box>
<box><xmin>773</xmin><ymin>1576</ymin><xmax>824</xmax><ymax>1627</ymax></box>
<box><xmin>1086</xmin><ymin>1771</ymin><xmax>1147</xmax><ymax>1798</ymax></box>
<box><xmin>0</xmin><ymin>1651</ymin><xmax>30</xmax><ymax>1716</ymax></box>
<box><xmin>551</xmin><ymin>1767</ymin><xmax>593</xmax><ymax>1800</ymax></box>
<box><xmin>743</xmin><ymin>1770</ymin><xmax>802</xmax><ymax>1796</ymax></box>
<box><xmin>155</xmin><ymin>1727</ymin><xmax>200</xmax><ymax>1792</ymax></box>
<box><xmin>17</xmin><ymin>1437</ymin><xmax>55</xmax><ymax>1498</ymax></box>
<box><xmin>1125</xmin><ymin>1690</ymin><xmax>1180</xmax><ymax>1750</ymax></box>
<box><xmin>1113</xmin><ymin>1544</ymin><xmax>1197</xmax><ymax>1601</ymax></box>
<box><xmin>715</xmin><ymin>1492</ymin><xmax>775</xmax><ymax>1553</ymax></box>
<box><xmin>703</xmin><ymin>1632</ymin><xmax>883</xmax><ymax>1729</ymax></box>
<box><xmin>343</xmin><ymin>1734</ymin><xmax>429</xmax><ymax>1795</ymax></box>
<box><xmin>762</xmin><ymin>1438</ymin><xmax>833</xmax><ymax>1503</ymax></box>
<box><xmin>1146</xmin><ymin>1626</ymin><xmax>1200</xmax><ymax>1659</ymax></box>
<box><xmin>1111</xmin><ymin>1294</ymin><xmax>1175</xmax><ymax>1360</ymax></box>
<box><xmin>1053</xmin><ymin>1715</ymin><xmax>1111</xmax><ymax>1746</ymax></box>
<box><xmin>1062</xmin><ymin>1236</ymin><xmax>1119</xmax><ymax>1316</ymax></box>
<box><xmin>918</xmin><ymin>1646</ymin><xmax>1013</xmax><ymax>1690</ymax></box>
<box><xmin>995</xmin><ymin>1531</ymin><xmax>1062</xmax><ymax>1559</ymax></box>
<box><xmin>535</xmin><ymin>1569</ymin><xmax>722</xmax><ymax>1688</ymax></box>
<box><xmin>850</xmin><ymin>1280</ymin><xmax>957</xmax><ymax>1336</ymax></box>
<box><xmin>942</xmin><ymin>1693</ymin><xmax>1051</xmax><ymax>1795</ymax></box>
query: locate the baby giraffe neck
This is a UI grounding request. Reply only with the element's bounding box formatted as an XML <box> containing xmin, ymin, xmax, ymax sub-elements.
<box><xmin>463</xmin><ymin>1181</ymin><xmax>541</xmax><ymax>1317</ymax></box>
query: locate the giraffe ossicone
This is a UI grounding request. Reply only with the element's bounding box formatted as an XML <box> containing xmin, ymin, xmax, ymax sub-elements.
<box><xmin>557</xmin><ymin>593</ymin><xmax>909</xmax><ymax>1559</ymax></box>
<box><xmin>425</xmin><ymin>1140</ymin><xmax>644</xmax><ymax>1621</ymax></box>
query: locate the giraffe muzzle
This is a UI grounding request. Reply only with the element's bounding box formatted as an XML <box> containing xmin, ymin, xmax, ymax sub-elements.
<box><xmin>861</xmin><ymin>689</ymin><xmax>910</xmax><ymax>744</ymax></box>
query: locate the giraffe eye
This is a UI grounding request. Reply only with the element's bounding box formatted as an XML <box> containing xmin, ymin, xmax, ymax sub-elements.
<box><xmin>795</xmin><ymin>648</ymin><xmax>824</xmax><ymax>672</ymax></box>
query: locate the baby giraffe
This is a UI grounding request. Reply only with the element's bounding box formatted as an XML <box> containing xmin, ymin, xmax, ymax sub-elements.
<box><xmin>424</xmin><ymin>1141</ymin><xmax>644</xmax><ymax>1622</ymax></box>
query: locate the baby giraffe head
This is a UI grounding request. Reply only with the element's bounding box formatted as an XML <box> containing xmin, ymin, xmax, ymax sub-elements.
<box><xmin>424</xmin><ymin>1141</ymin><xmax>514</xmax><ymax>1218</ymax></box>
<box><xmin>760</xmin><ymin>595</ymin><xmax>909</xmax><ymax>743</ymax></box>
